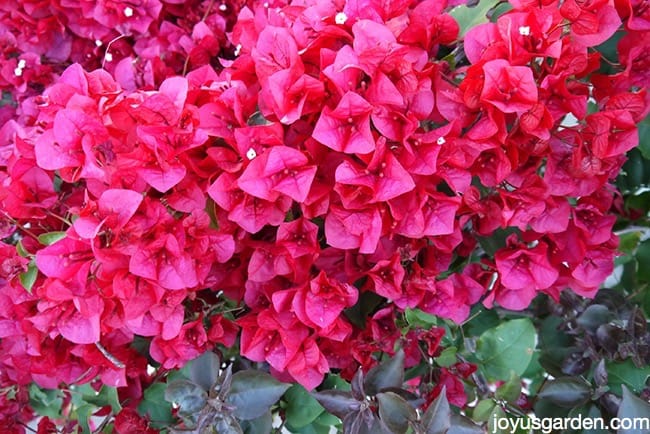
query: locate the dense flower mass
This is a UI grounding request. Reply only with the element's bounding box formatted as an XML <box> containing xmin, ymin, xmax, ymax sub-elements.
<box><xmin>0</xmin><ymin>0</ymin><xmax>649</xmax><ymax>431</ymax></box>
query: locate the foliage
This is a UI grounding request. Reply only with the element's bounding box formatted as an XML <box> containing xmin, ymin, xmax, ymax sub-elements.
<box><xmin>0</xmin><ymin>0</ymin><xmax>649</xmax><ymax>432</ymax></box>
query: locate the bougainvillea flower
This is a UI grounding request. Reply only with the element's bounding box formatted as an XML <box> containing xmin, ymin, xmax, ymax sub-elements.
<box><xmin>285</xmin><ymin>337</ymin><xmax>329</xmax><ymax>391</ymax></box>
<box><xmin>464</xmin><ymin>23</ymin><xmax>508</xmax><ymax>64</ymax></box>
<box><xmin>208</xmin><ymin>172</ymin><xmax>292</xmax><ymax>233</ymax></box>
<box><xmin>239</xmin><ymin>307</ymin><xmax>310</xmax><ymax>373</ymax></box>
<box><xmin>35</xmin><ymin>235</ymin><xmax>93</xmax><ymax>282</ymax></box>
<box><xmin>495</xmin><ymin>239</ymin><xmax>559</xmax><ymax>291</ymax></box>
<box><xmin>325</xmin><ymin>204</ymin><xmax>382</xmax><ymax>254</ymax></box>
<box><xmin>312</xmin><ymin>91</ymin><xmax>375</xmax><ymax>154</ymax></box>
<box><xmin>481</xmin><ymin>59</ymin><xmax>538</xmax><ymax>113</ymax></box>
<box><xmin>292</xmin><ymin>271</ymin><xmax>358</xmax><ymax>329</ymax></box>
<box><xmin>367</xmin><ymin>254</ymin><xmax>405</xmax><ymax>300</ymax></box>
<box><xmin>73</xmin><ymin>189</ymin><xmax>143</xmax><ymax>239</ymax></box>
<box><xmin>321</xmin><ymin>45</ymin><xmax>366</xmax><ymax>97</ymax></box>
<box><xmin>334</xmin><ymin>138</ymin><xmax>415</xmax><ymax>205</ymax></box>
<box><xmin>261</xmin><ymin>68</ymin><xmax>325</xmax><ymax>124</ymax></box>
<box><xmin>561</xmin><ymin>0</ymin><xmax>621</xmax><ymax>46</ymax></box>
<box><xmin>420</xmin><ymin>271</ymin><xmax>485</xmax><ymax>323</ymax></box>
<box><xmin>150</xmin><ymin>316</ymin><xmax>208</xmax><ymax>369</ymax></box>
<box><xmin>276</xmin><ymin>218</ymin><xmax>320</xmax><ymax>258</ymax></box>
<box><xmin>252</xmin><ymin>26</ymin><xmax>301</xmax><ymax>83</ymax></box>
<box><xmin>237</xmin><ymin>146</ymin><xmax>317</xmax><ymax>202</ymax></box>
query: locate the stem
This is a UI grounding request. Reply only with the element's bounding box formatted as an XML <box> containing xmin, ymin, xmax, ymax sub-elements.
<box><xmin>95</xmin><ymin>342</ymin><xmax>126</xmax><ymax>369</ymax></box>
<box><xmin>93</xmin><ymin>413</ymin><xmax>112</xmax><ymax>434</ymax></box>
<box><xmin>45</xmin><ymin>210</ymin><xmax>72</xmax><ymax>227</ymax></box>
<box><xmin>615</xmin><ymin>225</ymin><xmax>650</xmax><ymax>236</ymax></box>
<box><xmin>183</xmin><ymin>0</ymin><xmax>216</xmax><ymax>75</ymax></box>
<box><xmin>18</xmin><ymin>422</ymin><xmax>37</xmax><ymax>433</ymax></box>
<box><xmin>1</xmin><ymin>212</ymin><xmax>39</xmax><ymax>242</ymax></box>
<box><xmin>102</xmin><ymin>34</ymin><xmax>127</xmax><ymax>70</ymax></box>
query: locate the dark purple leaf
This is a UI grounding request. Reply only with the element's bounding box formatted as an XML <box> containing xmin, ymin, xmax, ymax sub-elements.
<box><xmin>377</xmin><ymin>392</ymin><xmax>416</xmax><ymax>434</ymax></box>
<box><xmin>364</xmin><ymin>349</ymin><xmax>405</xmax><ymax>396</ymax></box>
<box><xmin>311</xmin><ymin>390</ymin><xmax>360</xmax><ymax>419</ymax></box>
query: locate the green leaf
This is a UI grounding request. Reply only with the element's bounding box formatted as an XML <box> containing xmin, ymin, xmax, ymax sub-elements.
<box><xmin>607</xmin><ymin>359</ymin><xmax>650</xmax><ymax>395</ymax></box>
<box><xmin>619</xmin><ymin>147</ymin><xmax>650</xmax><ymax>194</ymax></box>
<box><xmin>617</xmin><ymin>386</ymin><xmax>650</xmax><ymax>433</ymax></box>
<box><xmin>37</xmin><ymin>231</ymin><xmax>67</xmax><ymax>245</ymax></box>
<box><xmin>364</xmin><ymin>349</ymin><xmax>405</xmax><ymax>395</ymax></box>
<box><xmin>228</xmin><ymin>370</ymin><xmax>290</xmax><ymax>420</ymax></box>
<box><xmin>619</xmin><ymin>231</ymin><xmax>642</xmax><ymax>255</ymax></box>
<box><xmin>476</xmin><ymin>318</ymin><xmax>536</xmax><ymax>381</ymax></box>
<box><xmin>422</xmin><ymin>386</ymin><xmax>451</xmax><ymax>434</ymax></box>
<box><xmin>247</xmin><ymin>111</ymin><xmax>270</xmax><ymax>126</ymax></box>
<box><xmin>0</xmin><ymin>90</ymin><xmax>14</xmax><ymax>107</ymax></box>
<box><xmin>489</xmin><ymin>2</ymin><xmax>513</xmax><ymax>21</ymax></box>
<box><xmin>636</xmin><ymin>240</ymin><xmax>650</xmax><ymax>283</ymax></box>
<box><xmin>285</xmin><ymin>384</ymin><xmax>324</xmax><ymax>428</ymax></box>
<box><xmin>450</xmin><ymin>0</ymin><xmax>501</xmax><ymax>37</ymax></box>
<box><xmin>313</xmin><ymin>411</ymin><xmax>341</xmax><ymax>428</ymax></box>
<box><xmin>29</xmin><ymin>385</ymin><xmax>63</xmax><ymax>419</ymax></box>
<box><xmin>74</xmin><ymin>404</ymin><xmax>95</xmax><ymax>434</ymax></box>
<box><xmin>405</xmin><ymin>308</ymin><xmax>438</xmax><ymax>327</ymax></box>
<box><xmin>471</xmin><ymin>399</ymin><xmax>495</xmax><ymax>422</ymax></box>
<box><xmin>16</xmin><ymin>240</ymin><xmax>29</xmax><ymax>257</ymax></box>
<box><xmin>568</xmin><ymin>405</ymin><xmax>608</xmax><ymax>434</ymax></box>
<box><xmin>594</xmin><ymin>31</ymin><xmax>624</xmax><ymax>74</ymax></box>
<box><xmin>286</xmin><ymin>421</ymin><xmax>332</xmax><ymax>434</ymax></box>
<box><xmin>538</xmin><ymin>377</ymin><xmax>592</xmax><ymax>408</ymax></box>
<box><xmin>376</xmin><ymin>392</ymin><xmax>416</xmax><ymax>434</ymax></box>
<box><xmin>321</xmin><ymin>374</ymin><xmax>351</xmax><ymax>392</ymax></box>
<box><xmin>638</xmin><ymin>114</ymin><xmax>650</xmax><ymax>160</ymax></box>
<box><xmin>137</xmin><ymin>383</ymin><xmax>174</xmax><ymax>427</ymax></box>
<box><xmin>495</xmin><ymin>372</ymin><xmax>521</xmax><ymax>404</ymax></box>
<box><xmin>487</xmin><ymin>406</ymin><xmax>507</xmax><ymax>434</ymax></box>
<box><xmin>164</xmin><ymin>379</ymin><xmax>207</xmax><ymax>415</ymax></box>
<box><xmin>240</xmin><ymin>411</ymin><xmax>273</xmax><ymax>434</ymax></box>
<box><xmin>19</xmin><ymin>263</ymin><xmax>37</xmax><ymax>293</ymax></box>
<box><xmin>83</xmin><ymin>385</ymin><xmax>122</xmax><ymax>413</ymax></box>
<box><xmin>463</xmin><ymin>307</ymin><xmax>500</xmax><ymax>337</ymax></box>
<box><xmin>434</xmin><ymin>347</ymin><xmax>457</xmax><ymax>368</ymax></box>
<box><xmin>187</xmin><ymin>351</ymin><xmax>220</xmax><ymax>392</ymax></box>
<box><xmin>476</xmin><ymin>227</ymin><xmax>519</xmax><ymax>258</ymax></box>
<box><xmin>344</xmin><ymin>291</ymin><xmax>383</xmax><ymax>329</ymax></box>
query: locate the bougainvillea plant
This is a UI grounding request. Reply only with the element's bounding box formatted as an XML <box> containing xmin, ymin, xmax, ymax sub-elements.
<box><xmin>1</xmin><ymin>0</ymin><xmax>650</xmax><ymax>432</ymax></box>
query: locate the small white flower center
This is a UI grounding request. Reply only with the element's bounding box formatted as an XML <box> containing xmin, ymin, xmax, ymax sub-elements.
<box><xmin>219</xmin><ymin>3</ymin><xmax>227</xmax><ymax>11</ymax></box>
<box><xmin>234</xmin><ymin>44</ymin><xmax>242</xmax><ymax>56</ymax></box>
<box><xmin>104</xmin><ymin>52</ymin><xmax>113</xmax><ymax>62</ymax></box>
<box><xmin>95</xmin><ymin>39</ymin><xmax>103</xmax><ymax>47</ymax></box>
<box><xmin>246</xmin><ymin>148</ymin><xmax>257</xmax><ymax>160</ymax></box>
<box><xmin>14</xmin><ymin>67</ymin><xmax>23</xmax><ymax>77</ymax></box>
<box><xmin>335</xmin><ymin>12</ymin><xmax>348</xmax><ymax>25</ymax></box>
<box><xmin>436</xmin><ymin>136</ymin><xmax>446</xmax><ymax>145</ymax></box>
<box><xmin>17</xmin><ymin>59</ymin><xmax>26</xmax><ymax>68</ymax></box>
<box><xmin>124</xmin><ymin>7</ymin><xmax>134</xmax><ymax>17</ymax></box>
<box><xmin>518</xmin><ymin>26</ymin><xmax>530</xmax><ymax>36</ymax></box>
